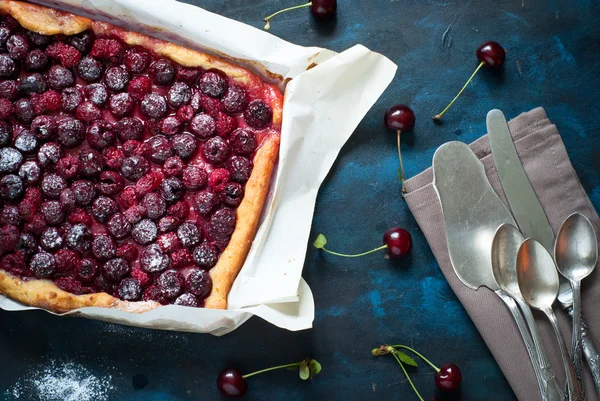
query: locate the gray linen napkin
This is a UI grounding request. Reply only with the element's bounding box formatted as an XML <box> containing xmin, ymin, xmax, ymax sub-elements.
<box><xmin>404</xmin><ymin>107</ymin><xmax>600</xmax><ymax>401</ymax></box>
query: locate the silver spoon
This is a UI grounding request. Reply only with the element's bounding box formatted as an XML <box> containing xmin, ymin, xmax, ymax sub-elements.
<box><xmin>555</xmin><ymin>212</ymin><xmax>599</xmax><ymax>394</ymax></box>
<box><xmin>517</xmin><ymin>239</ymin><xmax>585</xmax><ymax>401</ymax></box>
<box><xmin>492</xmin><ymin>224</ymin><xmax>563</xmax><ymax>401</ymax></box>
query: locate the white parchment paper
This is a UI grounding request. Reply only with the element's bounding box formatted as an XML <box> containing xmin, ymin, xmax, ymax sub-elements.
<box><xmin>0</xmin><ymin>0</ymin><xmax>397</xmax><ymax>335</ymax></box>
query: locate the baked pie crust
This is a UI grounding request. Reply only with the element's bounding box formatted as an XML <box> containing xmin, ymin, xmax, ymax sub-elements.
<box><xmin>0</xmin><ymin>0</ymin><xmax>283</xmax><ymax>312</ymax></box>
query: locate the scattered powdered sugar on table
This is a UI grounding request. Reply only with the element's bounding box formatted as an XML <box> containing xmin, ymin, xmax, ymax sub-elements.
<box><xmin>5</xmin><ymin>360</ymin><xmax>115</xmax><ymax>401</ymax></box>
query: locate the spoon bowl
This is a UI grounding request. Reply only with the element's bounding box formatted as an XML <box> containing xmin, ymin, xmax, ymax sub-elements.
<box><xmin>555</xmin><ymin>213</ymin><xmax>598</xmax><ymax>282</ymax></box>
<box><xmin>517</xmin><ymin>239</ymin><xmax>559</xmax><ymax>310</ymax></box>
<box><xmin>491</xmin><ymin>224</ymin><xmax>525</xmax><ymax>298</ymax></box>
<box><xmin>518</xmin><ymin>238</ymin><xmax>585</xmax><ymax>401</ymax></box>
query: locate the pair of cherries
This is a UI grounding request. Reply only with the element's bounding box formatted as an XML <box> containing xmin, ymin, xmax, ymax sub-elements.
<box><xmin>385</xmin><ymin>41</ymin><xmax>506</xmax><ymax>190</ymax></box>
<box><xmin>216</xmin><ymin>351</ymin><xmax>460</xmax><ymax>399</ymax></box>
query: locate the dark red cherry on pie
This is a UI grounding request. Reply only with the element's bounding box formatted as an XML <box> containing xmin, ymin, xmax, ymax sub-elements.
<box><xmin>0</xmin><ymin>15</ymin><xmax>278</xmax><ymax>308</ymax></box>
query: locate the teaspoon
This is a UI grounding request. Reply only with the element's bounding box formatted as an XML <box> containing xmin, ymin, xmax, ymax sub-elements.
<box><xmin>555</xmin><ymin>212</ymin><xmax>599</xmax><ymax>396</ymax></box>
<box><xmin>517</xmin><ymin>239</ymin><xmax>584</xmax><ymax>401</ymax></box>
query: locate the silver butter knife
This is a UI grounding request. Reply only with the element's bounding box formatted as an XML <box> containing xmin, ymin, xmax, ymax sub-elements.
<box><xmin>433</xmin><ymin>141</ymin><xmax>550</xmax><ymax>401</ymax></box>
<box><xmin>487</xmin><ymin>109</ymin><xmax>595</xmax><ymax>400</ymax></box>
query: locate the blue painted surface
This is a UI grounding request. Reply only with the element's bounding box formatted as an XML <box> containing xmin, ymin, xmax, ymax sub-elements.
<box><xmin>1</xmin><ymin>0</ymin><xmax>600</xmax><ymax>400</ymax></box>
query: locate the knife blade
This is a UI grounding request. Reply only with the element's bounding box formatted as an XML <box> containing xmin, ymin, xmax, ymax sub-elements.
<box><xmin>486</xmin><ymin>109</ymin><xmax>555</xmax><ymax>249</ymax></box>
<box><xmin>487</xmin><ymin>109</ymin><xmax>599</xmax><ymax>398</ymax></box>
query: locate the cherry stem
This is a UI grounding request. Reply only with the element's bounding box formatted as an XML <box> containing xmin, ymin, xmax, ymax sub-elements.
<box><xmin>433</xmin><ymin>61</ymin><xmax>485</xmax><ymax>121</ymax></box>
<box><xmin>391</xmin><ymin>352</ymin><xmax>425</xmax><ymax>401</ymax></box>
<box><xmin>397</xmin><ymin>130</ymin><xmax>406</xmax><ymax>193</ymax></box>
<box><xmin>263</xmin><ymin>2</ymin><xmax>312</xmax><ymax>29</ymax></box>
<box><xmin>321</xmin><ymin>244</ymin><xmax>388</xmax><ymax>258</ymax></box>
<box><xmin>242</xmin><ymin>362</ymin><xmax>301</xmax><ymax>379</ymax></box>
<box><xmin>390</xmin><ymin>344</ymin><xmax>440</xmax><ymax>372</ymax></box>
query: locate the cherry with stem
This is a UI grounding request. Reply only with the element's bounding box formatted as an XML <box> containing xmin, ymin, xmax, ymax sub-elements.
<box><xmin>217</xmin><ymin>357</ymin><xmax>321</xmax><ymax>398</ymax></box>
<box><xmin>384</xmin><ymin>105</ymin><xmax>415</xmax><ymax>192</ymax></box>
<box><xmin>373</xmin><ymin>344</ymin><xmax>462</xmax><ymax>397</ymax></box>
<box><xmin>432</xmin><ymin>41</ymin><xmax>506</xmax><ymax>123</ymax></box>
<box><xmin>313</xmin><ymin>227</ymin><xmax>412</xmax><ymax>260</ymax></box>
<box><xmin>263</xmin><ymin>0</ymin><xmax>337</xmax><ymax>30</ymax></box>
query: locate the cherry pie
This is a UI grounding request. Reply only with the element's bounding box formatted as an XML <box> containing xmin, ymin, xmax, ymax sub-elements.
<box><xmin>0</xmin><ymin>1</ymin><xmax>283</xmax><ymax>312</ymax></box>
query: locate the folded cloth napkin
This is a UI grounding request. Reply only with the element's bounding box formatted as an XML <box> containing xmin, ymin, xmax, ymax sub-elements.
<box><xmin>404</xmin><ymin>107</ymin><xmax>600</xmax><ymax>401</ymax></box>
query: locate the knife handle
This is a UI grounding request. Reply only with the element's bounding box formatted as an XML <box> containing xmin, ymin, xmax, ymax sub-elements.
<box><xmin>568</xmin><ymin>306</ymin><xmax>600</xmax><ymax>398</ymax></box>
<box><xmin>496</xmin><ymin>290</ymin><xmax>550</xmax><ymax>401</ymax></box>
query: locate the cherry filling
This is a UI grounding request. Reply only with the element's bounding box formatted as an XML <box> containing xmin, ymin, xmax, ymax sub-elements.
<box><xmin>0</xmin><ymin>15</ymin><xmax>278</xmax><ymax>307</ymax></box>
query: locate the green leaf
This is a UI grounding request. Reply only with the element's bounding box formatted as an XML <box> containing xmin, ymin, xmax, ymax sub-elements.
<box><xmin>313</xmin><ymin>234</ymin><xmax>327</xmax><ymax>249</ymax></box>
<box><xmin>394</xmin><ymin>350</ymin><xmax>417</xmax><ymax>367</ymax></box>
<box><xmin>310</xmin><ymin>359</ymin><xmax>322</xmax><ymax>376</ymax></box>
<box><xmin>299</xmin><ymin>364</ymin><xmax>310</xmax><ymax>380</ymax></box>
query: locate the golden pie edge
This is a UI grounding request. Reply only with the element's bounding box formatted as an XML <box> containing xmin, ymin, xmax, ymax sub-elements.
<box><xmin>0</xmin><ymin>0</ymin><xmax>283</xmax><ymax>312</ymax></box>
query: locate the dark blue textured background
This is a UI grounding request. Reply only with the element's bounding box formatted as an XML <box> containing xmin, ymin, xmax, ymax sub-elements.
<box><xmin>2</xmin><ymin>0</ymin><xmax>600</xmax><ymax>400</ymax></box>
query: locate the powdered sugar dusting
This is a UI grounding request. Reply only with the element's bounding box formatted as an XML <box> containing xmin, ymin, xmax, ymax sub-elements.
<box><xmin>5</xmin><ymin>360</ymin><xmax>115</xmax><ymax>401</ymax></box>
<box><xmin>114</xmin><ymin>298</ymin><xmax>159</xmax><ymax>313</ymax></box>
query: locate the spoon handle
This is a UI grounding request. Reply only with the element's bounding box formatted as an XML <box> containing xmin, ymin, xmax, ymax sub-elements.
<box><xmin>570</xmin><ymin>281</ymin><xmax>585</xmax><ymax>394</ymax></box>
<box><xmin>568</xmin><ymin>305</ymin><xmax>600</xmax><ymax>397</ymax></box>
<box><xmin>546</xmin><ymin>308</ymin><xmax>585</xmax><ymax>401</ymax></box>
<box><xmin>495</xmin><ymin>290</ymin><xmax>548</xmax><ymax>401</ymax></box>
<box><xmin>514</xmin><ymin>297</ymin><xmax>564</xmax><ymax>401</ymax></box>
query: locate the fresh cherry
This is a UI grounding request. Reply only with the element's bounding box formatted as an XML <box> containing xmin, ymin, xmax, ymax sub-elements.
<box><xmin>314</xmin><ymin>227</ymin><xmax>412</xmax><ymax>260</ymax></box>
<box><xmin>476</xmin><ymin>41</ymin><xmax>506</xmax><ymax>68</ymax></box>
<box><xmin>311</xmin><ymin>0</ymin><xmax>337</xmax><ymax>17</ymax></box>
<box><xmin>384</xmin><ymin>104</ymin><xmax>415</xmax><ymax>191</ymax></box>
<box><xmin>217</xmin><ymin>357</ymin><xmax>321</xmax><ymax>398</ymax></box>
<box><xmin>263</xmin><ymin>0</ymin><xmax>337</xmax><ymax>30</ymax></box>
<box><xmin>434</xmin><ymin>363</ymin><xmax>462</xmax><ymax>392</ymax></box>
<box><xmin>217</xmin><ymin>368</ymin><xmax>247</xmax><ymax>398</ymax></box>
<box><xmin>383</xmin><ymin>227</ymin><xmax>412</xmax><ymax>259</ymax></box>
<box><xmin>433</xmin><ymin>41</ymin><xmax>506</xmax><ymax>123</ymax></box>
<box><xmin>372</xmin><ymin>344</ymin><xmax>461</xmax><ymax>399</ymax></box>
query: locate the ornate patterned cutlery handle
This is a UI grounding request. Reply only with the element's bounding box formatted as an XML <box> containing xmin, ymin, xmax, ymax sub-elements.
<box><xmin>568</xmin><ymin>306</ymin><xmax>600</xmax><ymax>397</ymax></box>
<box><xmin>496</xmin><ymin>290</ymin><xmax>549</xmax><ymax>401</ymax></box>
